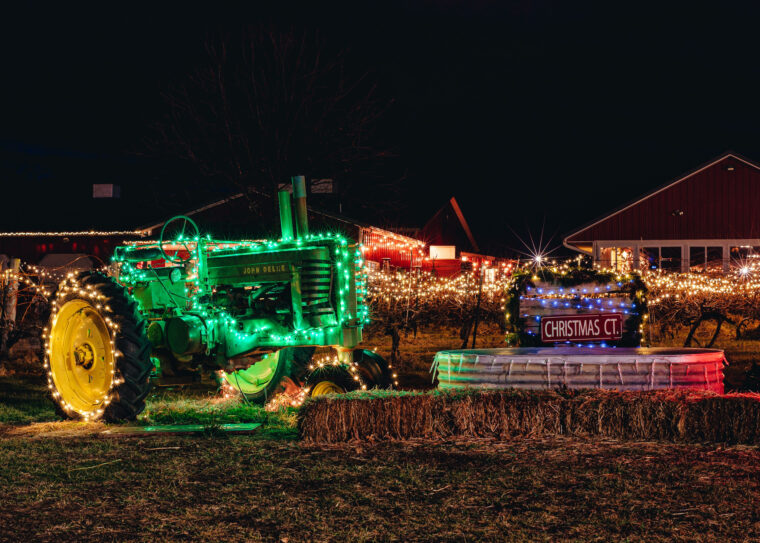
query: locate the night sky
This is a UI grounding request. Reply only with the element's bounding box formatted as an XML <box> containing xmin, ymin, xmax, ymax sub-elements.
<box><xmin>3</xmin><ymin>3</ymin><xmax>760</xmax><ymax>257</ymax></box>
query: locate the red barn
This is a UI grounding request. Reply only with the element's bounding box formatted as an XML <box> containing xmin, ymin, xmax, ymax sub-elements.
<box><xmin>564</xmin><ymin>152</ymin><xmax>760</xmax><ymax>273</ymax></box>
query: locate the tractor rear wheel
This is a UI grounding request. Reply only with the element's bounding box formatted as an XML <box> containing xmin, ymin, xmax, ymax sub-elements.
<box><xmin>43</xmin><ymin>271</ymin><xmax>153</xmax><ymax>422</ymax></box>
<box><xmin>222</xmin><ymin>349</ymin><xmax>295</xmax><ymax>403</ymax></box>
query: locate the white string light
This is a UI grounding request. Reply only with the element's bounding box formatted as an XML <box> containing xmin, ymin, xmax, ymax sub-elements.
<box><xmin>0</xmin><ymin>230</ymin><xmax>147</xmax><ymax>237</ymax></box>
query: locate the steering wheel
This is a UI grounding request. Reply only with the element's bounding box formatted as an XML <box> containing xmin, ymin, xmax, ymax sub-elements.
<box><xmin>159</xmin><ymin>215</ymin><xmax>201</xmax><ymax>263</ymax></box>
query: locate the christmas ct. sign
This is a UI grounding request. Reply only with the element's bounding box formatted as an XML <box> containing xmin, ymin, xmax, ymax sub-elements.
<box><xmin>541</xmin><ymin>313</ymin><xmax>624</xmax><ymax>343</ymax></box>
<box><xmin>504</xmin><ymin>268</ymin><xmax>647</xmax><ymax>347</ymax></box>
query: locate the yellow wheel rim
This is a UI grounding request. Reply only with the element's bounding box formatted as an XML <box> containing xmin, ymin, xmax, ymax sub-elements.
<box><xmin>49</xmin><ymin>299</ymin><xmax>115</xmax><ymax>417</ymax></box>
<box><xmin>311</xmin><ymin>380</ymin><xmax>345</xmax><ymax>397</ymax></box>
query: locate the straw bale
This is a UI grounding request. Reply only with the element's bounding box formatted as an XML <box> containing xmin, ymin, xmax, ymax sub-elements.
<box><xmin>298</xmin><ymin>389</ymin><xmax>760</xmax><ymax>445</ymax></box>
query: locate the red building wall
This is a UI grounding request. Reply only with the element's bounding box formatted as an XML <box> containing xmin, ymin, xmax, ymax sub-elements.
<box><xmin>566</xmin><ymin>155</ymin><xmax>760</xmax><ymax>244</ymax></box>
<box><xmin>360</xmin><ymin>228</ymin><xmax>425</xmax><ymax>269</ymax></box>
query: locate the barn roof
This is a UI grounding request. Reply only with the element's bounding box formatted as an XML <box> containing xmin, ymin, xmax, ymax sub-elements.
<box><xmin>563</xmin><ymin>152</ymin><xmax>760</xmax><ymax>253</ymax></box>
<box><xmin>420</xmin><ymin>197</ymin><xmax>479</xmax><ymax>252</ymax></box>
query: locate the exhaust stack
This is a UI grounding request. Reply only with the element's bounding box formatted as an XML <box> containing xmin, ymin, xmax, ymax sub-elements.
<box><xmin>292</xmin><ymin>175</ymin><xmax>309</xmax><ymax>238</ymax></box>
<box><xmin>278</xmin><ymin>190</ymin><xmax>294</xmax><ymax>241</ymax></box>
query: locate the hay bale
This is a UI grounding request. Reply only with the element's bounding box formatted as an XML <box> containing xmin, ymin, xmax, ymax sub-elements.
<box><xmin>298</xmin><ymin>389</ymin><xmax>760</xmax><ymax>445</ymax></box>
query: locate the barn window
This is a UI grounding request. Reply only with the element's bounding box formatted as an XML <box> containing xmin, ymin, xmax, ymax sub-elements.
<box><xmin>599</xmin><ymin>247</ymin><xmax>633</xmax><ymax>272</ymax></box>
<box><xmin>599</xmin><ymin>247</ymin><xmax>612</xmax><ymax>268</ymax></box>
<box><xmin>691</xmin><ymin>246</ymin><xmax>724</xmax><ymax>273</ymax></box>
<box><xmin>660</xmin><ymin>247</ymin><xmax>681</xmax><ymax>271</ymax></box>
<box><xmin>729</xmin><ymin>246</ymin><xmax>760</xmax><ymax>269</ymax></box>
<box><xmin>706</xmin><ymin>247</ymin><xmax>723</xmax><ymax>272</ymax></box>
<box><xmin>614</xmin><ymin>247</ymin><xmax>633</xmax><ymax>272</ymax></box>
<box><xmin>641</xmin><ymin>247</ymin><xmax>659</xmax><ymax>269</ymax></box>
<box><xmin>730</xmin><ymin>246</ymin><xmax>750</xmax><ymax>263</ymax></box>
<box><xmin>690</xmin><ymin>247</ymin><xmax>706</xmax><ymax>272</ymax></box>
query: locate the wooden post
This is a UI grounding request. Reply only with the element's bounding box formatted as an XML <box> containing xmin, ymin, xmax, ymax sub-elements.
<box><xmin>404</xmin><ymin>267</ymin><xmax>414</xmax><ymax>326</ymax></box>
<box><xmin>3</xmin><ymin>258</ymin><xmax>20</xmax><ymax>325</ymax></box>
<box><xmin>0</xmin><ymin>258</ymin><xmax>20</xmax><ymax>364</ymax></box>
<box><xmin>471</xmin><ymin>265</ymin><xmax>484</xmax><ymax>349</ymax></box>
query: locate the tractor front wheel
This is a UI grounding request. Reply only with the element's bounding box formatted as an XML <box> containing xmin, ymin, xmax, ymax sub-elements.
<box><xmin>43</xmin><ymin>272</ymin><xmax>153</xmax><ymax>422</ymax></box>
<box><xmin>353</xmin><ymin>349</ymin><xmax>394</xmax><ymax>389</ymax></box>
<box><xmin>305</xmin><ymin>349</ymin><xmax>393</xmax><ymax>398</ymax></box>
<box><xmin>305</xmin><ymin>364</ymin><xmax>358</xmax><ymax>398</ymax></box>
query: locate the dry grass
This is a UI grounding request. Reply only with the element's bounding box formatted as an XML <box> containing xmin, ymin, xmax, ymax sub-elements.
<box><xmin>1</xmin><ymin>434</ymin><xmax>760</xmax><ymax>541</ymax></box>
<box><xmin>2</xmin><ymin>421</ymin><xmax>109</xmax><ymax>439</ymax></box>
<box><xmin>3</xmin><ymin>380</ymin><xmax>760</xmax><ymax>540</ymax></box>
<box><xmin>0</xmin><ymin>377</ymin><xmax>298</xmax><ymax>441</ymax></box>
<box><xmin>2</xmin><ymin>323</ymin><xmax>760</xmax><ymax>541</ymax></box>
<box><xmin>299</xmin><ymin>389</ymin><xmax>760</xmax><ymax>445</ymax></box>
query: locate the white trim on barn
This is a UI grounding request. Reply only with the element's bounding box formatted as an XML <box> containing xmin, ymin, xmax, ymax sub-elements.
<box><xmin>592</xmin><ymin>239</ymin><xmax>760</xmax><ymax>273</ymax></box>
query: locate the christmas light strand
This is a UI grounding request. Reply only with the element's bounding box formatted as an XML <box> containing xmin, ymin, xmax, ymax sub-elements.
<box><xmin>0</xmin><ymin>230</ymin><xmax>147</xmax><ymax>237</ymax></box>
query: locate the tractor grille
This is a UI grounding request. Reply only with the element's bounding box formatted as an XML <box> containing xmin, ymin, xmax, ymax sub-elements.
<box><xmin>301</xmin><ymin>259</ymin><xmax>334</xmax><ymax>322</ymax></box>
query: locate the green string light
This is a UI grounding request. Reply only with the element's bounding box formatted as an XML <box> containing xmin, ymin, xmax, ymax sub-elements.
<box><xmin>111</xmin><ymin>231</ymin><xmax>369</xmax><ymax>349</ymax></box>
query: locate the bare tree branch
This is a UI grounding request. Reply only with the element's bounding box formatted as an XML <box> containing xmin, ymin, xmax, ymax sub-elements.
<box><xmin>144</xmin><ymin>25</ymin><xmax>400</xmax><ymax>217</ymax></box>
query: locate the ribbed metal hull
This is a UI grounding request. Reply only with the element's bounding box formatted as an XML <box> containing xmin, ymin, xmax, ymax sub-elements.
<box><xmin>434</xmin><ymin>347</ymin><xmax>725</xmax><ymax>393</ymax></box>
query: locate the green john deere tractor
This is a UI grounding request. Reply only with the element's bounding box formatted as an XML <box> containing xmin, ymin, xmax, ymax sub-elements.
<box><xmin>42</xmin><ymin>176</ymin><xmax>391</xmax><ymax>421</ymax></box>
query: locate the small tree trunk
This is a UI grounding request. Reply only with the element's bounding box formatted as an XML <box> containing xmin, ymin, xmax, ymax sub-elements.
<box><xmin>471</xmin><ymin>268</ymin><xmax>484</xmax><ymax>348</ymax></box>
<box><xmin>0</xmin><ymin>259</ymin><xmax>19</xmax><ymax>371</ymax></box>
<box><xmin>498</xmin><ymin>315</ymin><xmax>507</xmax><ymax>334</ymax></box>
<box><xmin>736</xmin><ymin>318</ymin><xmax>752</xmax><ymax>340</ymax></box>
<box><xmin>386</xmin><ymin>324</ymin><xmax>401</xmax><ymax>366</ymax></box>
<box><xmin>0</xmin><ymin>325</ymin><xmax>8</xmax><ymax>370</ymax></box>
<box><xmin>459</xmin><ymin>319</ymin><xmax>473</xmax><ymax>349</ymax></box>
<box><xmin>707</xmin><ymin>316</ymin><xmax>726</xmax><ymax>347</ymax></box>
<box><xmin>683</xmin><ymin>317</ymin><xmax>703</xmax><ymax>347</ymax></box>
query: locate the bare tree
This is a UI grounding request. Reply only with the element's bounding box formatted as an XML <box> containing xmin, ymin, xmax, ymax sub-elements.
<box><xmin>645</xmin><ymin>272</ymin><xmax>760</xmax><ymax>347</ymax></box>
<box><xmin>0</xmin><ymin>267</ymin><xmax>50</xmax><ymax>372</ymax></box>
<box><xmin>147</xmin><ymin>25</ymin><xmax>400</xmax><ymax>217</ymax></box>
<box><xmin>365</xmin><ymin>270</ymin><xmax>507</xmax><ymax>364</ymax></box>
